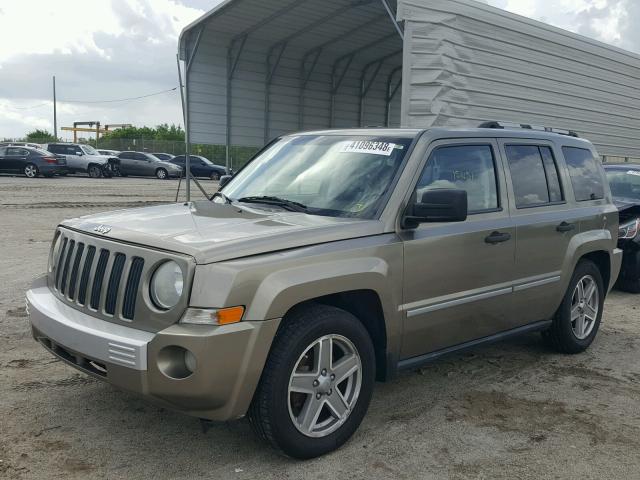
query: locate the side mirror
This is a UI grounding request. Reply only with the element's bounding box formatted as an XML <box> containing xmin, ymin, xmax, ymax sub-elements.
<box><xmin>76</xmin><ymin>151</ymin><xmax>83</xmax><ymax>156</ymax></box>
<box><xmin>403</xmin><ymin>189</ymin><xmax>468</xmax><ymax>229</ymax></box>
<box><xmin>219</xmin><ymin>175</ymin><xmax>233</xmax><ymax>188</ymax></box>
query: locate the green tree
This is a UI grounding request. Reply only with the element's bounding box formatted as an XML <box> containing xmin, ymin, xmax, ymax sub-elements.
<box><xmin>25</xmin><ymin>129</ymin><xmax>57</xmax><ymax>143</ymax></box>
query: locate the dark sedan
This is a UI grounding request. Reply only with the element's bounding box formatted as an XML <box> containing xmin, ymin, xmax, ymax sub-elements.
<box><xmin>0</xmin><ymin>146</ymin><xmax>67</xmax><ymax>178</ymax></box>
<box><xmin>605</xmin><ymin>164</ymin><xmax>640</xmax><ymax>292</ymax></box>
<box><xmin>170</xmin><ymin>155</ymin><xmax>228</xmax><ymax>180</ymax></box>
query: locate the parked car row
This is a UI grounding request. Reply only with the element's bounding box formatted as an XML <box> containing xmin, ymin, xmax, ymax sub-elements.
<box><xmin>0</xmin><ymin>144</ymin><xmax>229</xmax><ymax>180</ymax></box>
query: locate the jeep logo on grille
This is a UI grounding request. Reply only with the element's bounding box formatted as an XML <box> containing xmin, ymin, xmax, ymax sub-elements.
<box><xmin>94</xmin><ymin>225</ymin><xmax>112</xmax><ymax>235</ymax></box>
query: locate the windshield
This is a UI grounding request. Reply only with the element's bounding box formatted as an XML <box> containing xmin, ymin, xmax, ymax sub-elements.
<box><xmin>607</xmin><ymin>169</ymin><xmax>640</xmax><ymax>201</ymax></box>
<box><xmin>81</xmin><ymin>145</ymin><xmax>99</xmax><ymax>155</ymax></box>
<box><xmin>221</xmin><ymin>135</ymin><xmax>413</xmax><ymax>218</ymax></box>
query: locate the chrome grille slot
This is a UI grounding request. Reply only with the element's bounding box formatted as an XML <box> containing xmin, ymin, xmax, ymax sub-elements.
<box><xmin>68</xmin><ymin>242</ymin><xmax>85</xmax><ymax>301</ymax></box>
<box><xmin>78</xmin><ymin>246</ymin><xmax>96</xmax><ymax>305</ymax></box>
<box><xmin>54</xmin><ymin>237</ymin><xmax>68</xmax><ymax>290</ymax></box>
<box><xmin>105</xmin><ymin>253</ymin><xmax>126</xmax><ymax>315</ymax></box>
<box><xmin>90</xmin><ymin>249</ymin><xmax>110</xmax><ymax>310</ymax></box>
<box><xmin>122</xmin><ymin>257</ymin><xmax>144</xmax><ymax>321</ymax></box>
<box><xmin>59</xmin><ymin>240</ymin><xmax>75</xmax><ymax>296</ymax></box>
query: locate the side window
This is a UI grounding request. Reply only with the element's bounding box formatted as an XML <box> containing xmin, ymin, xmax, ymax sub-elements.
<box><xmin>505</xmin><ymin>145</ymin><xmax>564</xmax><ymax>208</ymax></box>
<box><xmin>7</xmin><ymin>147</ymin><xmax>22</xmax><ymax>156</ymax></box>
<box><xmin>562</xmin><ymin>147</ymin><xmax>605</xmax><ymax>201</ymax></box>
<box><xmin>417</xmin><ymin>145</ymin><xmax>499</xmax><ymax>214</ymax></box>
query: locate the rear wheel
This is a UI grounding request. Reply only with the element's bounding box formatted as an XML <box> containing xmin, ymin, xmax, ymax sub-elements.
<box><xmin>249</xmin><ymin>304</ymin><xmax>375</xmax><ymax>459</ymax></box>
<box><xmin>88</xmin><ymin>165</ymin><xmax>102</xmax><ymax>178</ymax></box>
<box><xmin>24</xmin><ymin>164</ymin><xmax>38</xmax><ymax>178</ymax></box>
<box><xmin>156</xmin><ymin>168</ymin><xmax>168</xmax><ymax>180</ymax></box>
<box><xmin>543</xmin><ymin>260</ymin><xmax>604</xmax><ymax>353</ymax></box>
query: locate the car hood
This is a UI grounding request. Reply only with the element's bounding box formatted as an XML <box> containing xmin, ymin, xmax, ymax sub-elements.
<box><xmin>60</xmin><ymin>201</ymin><xmax>385</xmax><ymax>264</ymax></box>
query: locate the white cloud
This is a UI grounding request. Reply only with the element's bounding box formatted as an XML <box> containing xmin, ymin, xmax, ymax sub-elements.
<box><xmin>0</xmin><ymin>0</ymin><xmax>204</xmax><ymax>139</ymax></box>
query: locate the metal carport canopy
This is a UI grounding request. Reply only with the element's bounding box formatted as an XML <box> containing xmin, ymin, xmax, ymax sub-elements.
<box><xmin>178</xmin><ymin>0</ymin><xmax>405</xmax><ymax>169</ymax></box>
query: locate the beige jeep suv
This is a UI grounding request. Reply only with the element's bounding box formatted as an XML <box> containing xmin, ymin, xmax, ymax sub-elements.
<box><xmin>27</xmin><ymin>125</ymin><xmax>622</xmax><ymax>458</ymax></box>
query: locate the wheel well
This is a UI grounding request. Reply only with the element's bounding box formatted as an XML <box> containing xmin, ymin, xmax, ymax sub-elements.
<box><xmin>282</xmin><ymin>290</ymin><xmax>388</xmax><ymax>381</ymax></box>
<box><xmin>580</xmin><ymin>250</ymin><xmax>611</xmax><ymax>291</ymax></box>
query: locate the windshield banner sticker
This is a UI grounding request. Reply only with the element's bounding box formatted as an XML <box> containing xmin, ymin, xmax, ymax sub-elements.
<box><xmin>340</xmin><ymin>141</ymin><xmax>397</xmax><ymax>156</ymax></box>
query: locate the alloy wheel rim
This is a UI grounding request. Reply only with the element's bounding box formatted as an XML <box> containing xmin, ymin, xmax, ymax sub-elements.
<box><xmin>25</xmin><ymin>165</ymin><xmax>36</xmax><ymax>177</ymax></box>
<box><xmin>158</xmin><ymin>170</ymin><xmax>167</xmax><ymax>179</ymax></box>
<box><xmin>571</xmin><ymin>275</ymin><xmax>599</xmax><ymax>340</ymax></box>
<box><xmin>287</xmin><ymin>334</ymin><xmax>362</xmax><ymax>438</ymax></box>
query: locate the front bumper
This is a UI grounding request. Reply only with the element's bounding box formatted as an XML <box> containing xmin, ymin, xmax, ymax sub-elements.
<box><xmin>27</xmin><ymin>276</ymin><xmax>280</xmax><ymax>421</ymax></box>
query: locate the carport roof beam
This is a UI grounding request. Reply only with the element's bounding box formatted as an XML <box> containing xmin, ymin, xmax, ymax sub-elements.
<box><xmin>359</xmin><ymin>49</ymin><xmax>403</xmax><ymax>126</ymax></box>
<box><xmin>385</xmin><ymin>66</ymin><xmax>402</xmax><ymax>127</ymax></box>
<box><xmin>380</xmin><ymin>0</ymin><xmax>403</xmax><ymax>40</ymax></box>
<box><xmin>230</xmin><ymin>0</ymin><xmax>311</xmax><ymax>44</ymax></box>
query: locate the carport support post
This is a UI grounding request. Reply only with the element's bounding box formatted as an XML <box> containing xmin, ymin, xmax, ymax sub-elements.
<box><xmin>183</xmin><ymin>26</ymin><xmax>203</xmax><ymax>202</ymax></box>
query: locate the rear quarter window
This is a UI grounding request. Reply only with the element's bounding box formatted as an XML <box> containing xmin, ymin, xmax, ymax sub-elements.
<box><xmin>562</xmin><ymin>147</ymin><xmax>605</xmax><ymax>202</ymax></box>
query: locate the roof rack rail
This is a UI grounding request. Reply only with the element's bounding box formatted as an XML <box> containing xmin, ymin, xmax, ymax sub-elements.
<box><xmin>478</xmin><ymin>121</ymin><xmax>579</xmax><ymax>138</ymax></box>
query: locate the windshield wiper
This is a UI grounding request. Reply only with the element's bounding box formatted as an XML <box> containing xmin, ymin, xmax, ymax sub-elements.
<box><xmin>210</xmin><ymin>191</ymin><xmax>231</xmax><ymax>204</ymax></box>
<box><xmin>237</xmin><ymin>196</ymin><xmax>308</xmax><ymax>212</ymax></box>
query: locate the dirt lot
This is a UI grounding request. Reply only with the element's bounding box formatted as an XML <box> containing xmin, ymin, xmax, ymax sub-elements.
<box><xmin>1</xmin><ymin>175</ymin><xmax>639</xmax><ymax>480</ymax></box>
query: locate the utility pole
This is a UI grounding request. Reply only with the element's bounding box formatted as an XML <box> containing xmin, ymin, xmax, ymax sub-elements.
<box><xmin>52</xmin><ymin>76</ymin><xmax>58</xmax><ymax>140</ymax></box>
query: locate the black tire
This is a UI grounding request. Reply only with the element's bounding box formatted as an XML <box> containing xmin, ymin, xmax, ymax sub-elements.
<box><xmin>210</xmin><ymin>172</ymin><xmax>221</xmax><ymax>181</ymax></box>
<box><xmin>88</xmin><ymin>165</ymin><xmax>102</xmax><ymax>178</ymax></box>
<box><xmin>156</xmin><ymin>168</ymin><xmax>168</xmax><ymax>180</ymax></box>
<box><xmin>616</xmin><ymin>251</ymin><xmax>640</xmax><ymax>293</ymax></box>
<box><xmin>24</xmin><ymin>163</ymin><xmax>39</xmax><ymax>178</ymax></box>
<box><xmin>543</xmin><ymin>259</ymin><xmax>605</xmax><ymax>354</ymax></box>
<box><xmin>248</xmin><ymin>303</ymin><xmax>375</xmax><ymax>459</ymax></box>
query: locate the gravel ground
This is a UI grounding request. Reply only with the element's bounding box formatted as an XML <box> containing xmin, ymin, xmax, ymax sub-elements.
<box><xmin>1</xmin><ymin>175</ymin><xmax>639</xmax><ymax>480</ymax></box>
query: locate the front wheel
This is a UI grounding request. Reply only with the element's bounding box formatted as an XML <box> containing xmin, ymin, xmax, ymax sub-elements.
<box><xmin>249</xmin><ymin>304</ymin><xmax>375</xmax><ymax>459</ymax></box>
<box><xmin>156</xmin><ymin>168</ymin><xmax>168</xmax><ymax>179</ymax></box>
<box><xmin>24</xmin><ymin>163</ymin><xmax>38</xmax><ymax>178</ymax></box>
<box><xmin>210</xmin><ymin>172</ymin><xmax>221</xmax><ymax>181</ymax></box>
<box><xmin>543</xmin><ymin>260</ymin><xmax>604</xmax><ymax>354</ymax></box>
<box><xmin>88</xmin><ymin>165</ymin><xmax>102</xmax><ymax>178</ymax></box>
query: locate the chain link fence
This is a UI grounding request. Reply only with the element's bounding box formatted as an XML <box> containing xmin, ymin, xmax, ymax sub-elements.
<box><xmin>3</xmin><ymin>137</ymin><xmax>260</xmax><ymax>171</ymax></box>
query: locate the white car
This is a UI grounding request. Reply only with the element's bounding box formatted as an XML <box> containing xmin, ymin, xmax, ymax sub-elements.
<box><xmin>42</xmin><ymin>143</ymin><xmax>120</xmax><ymax>178</ymax></box>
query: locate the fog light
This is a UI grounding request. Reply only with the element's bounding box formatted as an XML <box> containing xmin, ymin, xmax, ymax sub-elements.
<box><xmin>157</xmin><ymin>346</ymin><xmax>196</xmax><ymax>379</ymax></box>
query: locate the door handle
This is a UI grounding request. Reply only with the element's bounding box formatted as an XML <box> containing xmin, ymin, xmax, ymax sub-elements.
<box><xmin>556</xmin><ymin>221</ymin><xmax>576</xmax><ymax>233</ymax></box>
<box><xmin>485</xmin><ymin>231</ymin><xmax>512</xmax><ymax>244</ymax></box>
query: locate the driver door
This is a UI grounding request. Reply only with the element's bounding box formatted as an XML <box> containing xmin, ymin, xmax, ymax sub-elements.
<box><xmin>399</xmin><ymin>140</ymin><xmax>516</xmax><ymax>359</ymax></box>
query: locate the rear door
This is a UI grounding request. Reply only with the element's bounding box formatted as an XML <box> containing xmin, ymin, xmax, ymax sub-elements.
<box><xmin>399</xmin><ymin>139</ymin><xmax>516</xmax><ymax>358</ymax></box>
<box><xmin>118</xmin><ymin>152</ymin><xmax>136</xmax><ymax>175</ymax></box>
<box><xmin>5</xmin><ymin>147</ymin><xmax>28</xmax><ymax>172</ymax></box>
<box><xmin>0</xmin><ymin>147</ymin><xmax>11</xmax><ymax>172</ymax></box>
<box><xmin>500</xmin><ymin>139</ymin><xmax>579</xmax><ymax>324</ymax></box>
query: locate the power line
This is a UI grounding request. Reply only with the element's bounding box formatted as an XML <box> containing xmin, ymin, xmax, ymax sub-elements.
<box><xmin>61</xmin><ymin>87</ymin><xmax>178</xmax><ymax>104</ymax></box>
<box><xmin>3</xmin><ymin>85</ymin><xmax>178</xmax><ymax>112</ymax></box>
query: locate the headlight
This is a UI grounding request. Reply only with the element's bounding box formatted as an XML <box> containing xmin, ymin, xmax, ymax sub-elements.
<box><xmin>619</xmin><ymin>218</ymin><xmax>640</xmax><ymax>240</ymax></box>
<box><xmin>150</xmin><ymin>261</ymin><xmax>184</xmax><ymax>310</ymax></box>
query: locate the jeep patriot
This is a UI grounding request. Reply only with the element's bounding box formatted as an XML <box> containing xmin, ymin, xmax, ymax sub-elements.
<box><xmin>27</xmin><ymin>125</ymin><xmax>622</xmax><ymax>458</ymax></box>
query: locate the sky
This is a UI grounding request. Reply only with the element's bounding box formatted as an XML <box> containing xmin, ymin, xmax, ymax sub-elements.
<box><xmin>0</xmin><ymin>0</ymin><xmax>637</xmax><ymax>140</ymax></box>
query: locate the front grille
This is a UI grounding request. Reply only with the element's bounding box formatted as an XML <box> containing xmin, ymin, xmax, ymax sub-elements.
<box><xmin>48</xmin><ymin>227</ymin><xmax>193</xmax><ymax>330</ymax></box>
<box><xmin>51</xmin><ymin>231</ymin><xmax>145</xmax><ymax>322</ymax></box>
